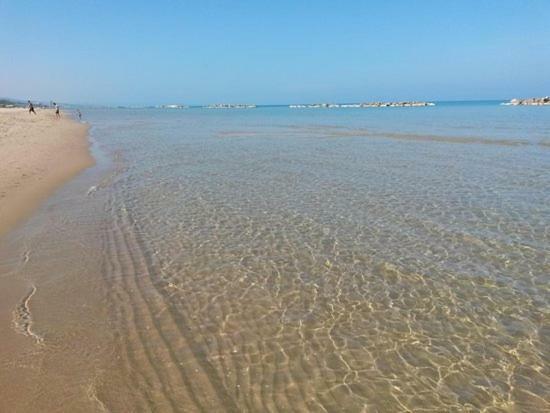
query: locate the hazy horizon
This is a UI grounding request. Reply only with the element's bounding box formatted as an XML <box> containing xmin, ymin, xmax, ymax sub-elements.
<box><xmin>1</xmin><ymin>0</ymin><xmax>549</xmax><ymax>106</ymax></box>
<box><xmin>0</xmin><ymin>96</ymin><xmax>533</xmax><ymax>108</ymax></box>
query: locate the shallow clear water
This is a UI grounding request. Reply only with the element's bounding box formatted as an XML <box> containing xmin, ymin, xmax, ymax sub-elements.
<box><xmin>6</xmin><ymin>103</ymin><xmax>550</xmax><ymax>411</ymax></box>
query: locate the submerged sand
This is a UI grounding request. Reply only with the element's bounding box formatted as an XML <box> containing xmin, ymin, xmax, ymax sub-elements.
<box><xmin>0</xmin><ymin>108</ymin><xmax>94</xmax><ymax>238</ymax></box>
<box><xmin>0</xmin><ymin>108</ymin><xmax>548</xmax><ymax>412</ymax></box>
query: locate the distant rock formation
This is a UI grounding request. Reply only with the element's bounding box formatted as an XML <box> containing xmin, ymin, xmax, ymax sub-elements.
<box><xmin>359</xmin><ymin>101</ymin><xmax>435</xmax><ymax>108</ymax></box>
<box><xmin>205</xmin><ymin>104</ymin><xmax>256</xmax><ymax>109</ymax></box>
<box><xmin>504</xmin><ymin>97</ymin><xmax>550</xmax><ymax>106</ymax></box>
<box><xmin>289</xmin><ymin>101</ymin><xmax>435</xmax><ymax>109</ymax></box>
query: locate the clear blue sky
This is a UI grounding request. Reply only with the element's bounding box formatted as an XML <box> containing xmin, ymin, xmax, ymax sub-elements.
<box><xmin>1</xmin><ymin>0</ymin><xmax>549</xmax><ymax>105</ymax></box>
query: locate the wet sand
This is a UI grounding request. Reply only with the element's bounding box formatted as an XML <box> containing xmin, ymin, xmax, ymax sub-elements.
<box><xmin>0</xmin><ymin>108</ymin><xmax>94</xmax><ymax>237</ymax></box>
<box><xmin>0</xmin><ymin>108</ymin><xmax>97</xmax><ymax>411</ymax></box>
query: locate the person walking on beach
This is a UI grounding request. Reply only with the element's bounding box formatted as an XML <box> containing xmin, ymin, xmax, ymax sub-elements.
<box><xmin>28</xmin><ymin>100</ymin><xmax>36</xmax><ymax>114</ymax></box>
<box><xmin>77</xmin><ymin>109</ymin><xmax>82</xmax><ymax>121</ymax></box>
<box><xmin>54</xmin><ymin>102</ymin><xmax>60</xmax><ymax>118</ymax></box>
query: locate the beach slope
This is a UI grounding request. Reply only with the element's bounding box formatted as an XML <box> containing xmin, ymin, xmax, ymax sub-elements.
<box><xmin>0</xmin><ymin>108</ymin><xmax>94</xmax><ymax>238</ymax></box>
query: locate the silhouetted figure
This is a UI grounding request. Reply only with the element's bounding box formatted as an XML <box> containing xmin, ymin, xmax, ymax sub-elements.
<box><xmin>54</xmin><ymin>102</ymin><xmax>60</xmax><ymax>118</ymax></box>
<box><xmin>77</xmin><ymin>109</ymin><xmax>82</xmax><ymax>121</ymax></box>
<box><xmin>28</xmin><ymin>100</ymin><xmax>36</xmax><ymax>115</ymax></box>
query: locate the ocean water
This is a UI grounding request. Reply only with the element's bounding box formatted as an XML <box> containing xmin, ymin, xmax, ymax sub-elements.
<box><xmin>2</xmin><ymin>102</ymin><xmax>549</xmax><ymax>411</ymax></box>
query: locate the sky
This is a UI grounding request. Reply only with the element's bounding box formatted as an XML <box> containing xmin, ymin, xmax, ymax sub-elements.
<box><xmin>1</xmin><ymin>0</ymin><xmax>549</xmax><ymax>105</ymax></box>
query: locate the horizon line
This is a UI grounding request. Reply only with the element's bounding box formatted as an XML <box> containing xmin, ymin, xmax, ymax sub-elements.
<box><xmin>3</xmin><ymin>96</ymin><xmax>527</xmax><ymax>108</ymax></box>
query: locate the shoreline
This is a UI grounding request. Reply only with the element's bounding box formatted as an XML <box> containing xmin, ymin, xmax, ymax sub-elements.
<box><xmin>0</xmin><ymin>108</ymin><xmax>100</xmax><ymax>411</ymax></box>
<box><xmin>0</xmin><ymin>108</ymin><xmax>94</xmax><ymax>239</ymax></box>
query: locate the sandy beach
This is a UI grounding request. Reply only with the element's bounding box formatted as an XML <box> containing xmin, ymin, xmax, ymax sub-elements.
<box><xmin>0</xmin><ymin>108</ymin><xmax>94</xmax><ymax>238</ymax></box>
<box><xmin>0</xmin><ymin>108</ymin><xmax>100</xmax><ymax>411</ymax></box>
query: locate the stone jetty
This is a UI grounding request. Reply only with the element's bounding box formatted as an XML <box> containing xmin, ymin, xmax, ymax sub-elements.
<box><xmin>290</xmin><ymin>101</ymin><xmax>435</xmax><ymax>109</ymax></box>
<box><xmin>505</xmin><ymin>97</ymin><xmax>550</xmax><ymax>106</ymax></box>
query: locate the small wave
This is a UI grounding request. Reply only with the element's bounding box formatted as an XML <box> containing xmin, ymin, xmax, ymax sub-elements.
<box><xmin>22</xmin><ymin>249</ymin><xmax>31</xmax><ymax>264</ymax></box>
<box><xmin>87</xmin><ymin>375</ymin><xmax>109</xmax><ymax>413</ymax></box>
<box><xmin>87</xmin><ymin>185</ymin><xmax>98</xmax><ymax>196</ymax></box>
<box><xmin>12</xmin><ymin>285</ymin><xmax>43</xmax><ymax>344</ymax></box>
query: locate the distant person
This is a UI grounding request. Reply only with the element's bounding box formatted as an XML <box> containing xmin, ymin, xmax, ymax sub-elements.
<box><xmin>54</xmin><ymin>102</ymin><xmax>60</xmax><ymax>118</ymax></box>
<box><xmin>77</xmin><ymin>109</ymin><xmax>82</xmax><ymax>121</ymax></box>
<box><xmin>28</xmin><ymin>100</ymin><xmax>36</xmax><ymax>115</ymax></box>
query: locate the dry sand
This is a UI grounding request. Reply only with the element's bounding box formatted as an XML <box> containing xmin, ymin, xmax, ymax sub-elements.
<box><xmin>0</xmin><ymin>108</ymin><xmax>94</xmax><ymax>238</ymax></box>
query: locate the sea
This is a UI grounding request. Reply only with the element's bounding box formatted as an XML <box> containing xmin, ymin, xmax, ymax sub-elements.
<box><xmin>1</xmin><ymin>101</ymin><xmax>549</xmax><ymax>412</ymax></box>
